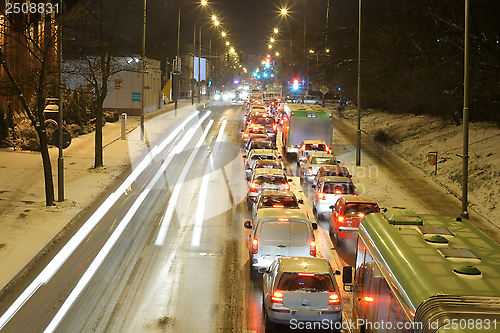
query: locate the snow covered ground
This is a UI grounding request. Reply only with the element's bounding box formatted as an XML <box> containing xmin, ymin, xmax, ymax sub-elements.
<box><xmin>338</xmin><ymin>107</ymin><xmax>500</xmax><ymax>227</ymax></box>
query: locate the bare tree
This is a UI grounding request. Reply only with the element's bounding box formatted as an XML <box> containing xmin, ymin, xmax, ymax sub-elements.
<box><xmin>0</xmin><ymin>6</ymin><xmax>61</xmax><ymax>206</ymax></box>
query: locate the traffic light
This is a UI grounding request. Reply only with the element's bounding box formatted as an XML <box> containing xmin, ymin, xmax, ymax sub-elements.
<box><xmin>226</xmin><ymin>54</ymin><xmax>229</xmax><ymax>61</ymax></box>
<box><xmin>283</xmin><ymin>59</ymin><xmax>286</xmax><ymax>67</ymax></box>
<box><xmin>293</xmin><ymin>79</ymin><xmax>299</xmax><ymax>91</ymax></box>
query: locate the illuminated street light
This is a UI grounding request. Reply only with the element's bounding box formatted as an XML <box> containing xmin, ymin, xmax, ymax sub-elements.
<box><xmin>226</xmin><ymin>41</ymin><xmax>230</xmax><ymax>46</ymax></box>
<box><xmin>309</xmin><ymin>49</ymin><xmax>314</xmax><ymax>53</ymax></box>
<box><xmin>275</xmin><ymin>52</ymin><xmax>280</xmax><ymax>56</ymax></box>
<box><xmin>273</xmin><ymin>28</ymin><xmax>279</xmax><ymax>34</ymax></box>
<box><xmin>229</xmin><ymin>47</ymin><xmax>235</xmax><ymax>53</ymax></box>
<box><xmin>221</xmin><ymin>31</ymin><xmax>227</xmax><ymax>37</ymax></box>
<box><xmin>326</xmin><ymin>49</ymin><xmax>330</xmax><ymax>53</ymax></box>
<box><xmin>270</xmin><ymin>37</ymin><xmax>275</xmax><ymax>43</ymax></box>
<box><xmin>268</xmin><ymin>44</ymin><xmax>272</xmax><ymax>49</ymax></box>
<box><xmin>281</xmin><ymin>8</ymin><xmax>288</xmax><ymax>15</ymax></box>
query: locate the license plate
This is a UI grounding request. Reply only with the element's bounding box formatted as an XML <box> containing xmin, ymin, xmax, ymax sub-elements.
<box><xmin>292</xmin><ymin>310</ymin><xmax>320</xmax><ymax>319</ymax></box>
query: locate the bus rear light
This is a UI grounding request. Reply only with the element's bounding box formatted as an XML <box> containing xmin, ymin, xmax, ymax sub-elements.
<box><xmin>251</xmin><ymin>238</ymin><xmax>259</xmax><ymax>254</ymax></box>
<box><xmin>329</xmin><ymin>293</ymin><xmax>340</xmax><ymax>305</ymax></box>
<box><xmin>310</xmin><ymin>240</ymin><xmax>316</xmax><ymax>256</ymax></box>
<box><xmin>364</xmin><ymin>296</ymin><xmax>374</xmax><ymax>302</ymax></box>
<box><xmin>271</xmin><ymin>291</ymin><xmax>283</xmax><ymax>304</ymax></box>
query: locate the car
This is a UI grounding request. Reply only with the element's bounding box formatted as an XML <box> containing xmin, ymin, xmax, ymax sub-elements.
<box><xmin>243</xmin><ymin>208</ymin><xmax>318</xmax><ymax>272</ymax></box>
<box><xmin>251</xmin><ymin>190</ymin><xmax>303</xmax><ymax>221</ymax></box>
<box><xmin>297</xmin><ymin>139</ymin><xmax>331</xmax><ymax>164</ymax></box>
<box><xmin>312</xmin><ymin>176</ymin><xmax>356</xmax><ymax>219</ymax></box>
<box><xmin>247</xmin><ymin>169</ymin><xmax>291</xmax><ymax>209</ymax></box>
<box><xmin>245</xmin><ymin>148</ymin><xmax>281</xmax><ymax>179</ymax></box>
<box><xmin>299</xmin><ymin>153</ymin><xmax>339</xmax><ymax>184</ymax></box>
<box><xmin>243</xmin><ymin>133</ymin><xmax>270</xmax><ymax>151</ymax></box>
<box><xmin>247</xmin><ymin>115</ymin><xmax>277</xmax><ymax>143</ymax></box>
<box><xmin>245</xmin><ymin>138</ymin><xmax>275</xmax><ymax>157</ymax></box>
<box><xmin>313</xmin><ymin>165</ymin><xmax>352</xmax><ymax>188</ymax></box>
<box><xmin>247</xmin><ymin>159</ymin><xmax>284</xmax><ymax>180</ymax></box>
<box><xmin>329</xmin><ymin>195</ymin><xmax>380</xmax><ymax>244</ymax></box>
<box><xmin>262</xmin><ymin>257</ymin><xmax>342</xmax><ymax>330</ymax></box>
<box><xmin>241</xmin><ymin>125</ymin><xmax>268</xmax><ymax>145</ymax></box>
<box><xmin>302</xmin><ymin>95</ymin><xmax>322</xmax><ymax>105</ymax></box>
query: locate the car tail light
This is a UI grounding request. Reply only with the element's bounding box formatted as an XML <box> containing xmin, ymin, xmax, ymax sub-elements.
<box><xmin>329</xmin><ymin>293</ymin><xmax>340</xmax><ymax>305</ymax></box>
<box><xmin>251</xmin><ymin>238</ymin><xmax>258</xmax><ymax>254</ymax></box>
<box><xmin>278</xmin><ymin>218</ymin><xmax>289</xmax><ymax>222</ymax></box>
<box><xmin>271</xmin><ymin>291</ymin><xmax>283</xmax><ymax>304</ymax></box>
<box><xmin>298</xmin><ymin>272</ymin><xmax>315</xmax><ymax>277</ymax></box>
<box><xmin>335</xmin><ymin>189</ymin><xmax>342</xmax><ymax>194</ymax></box>
<box><xmin>363</xmin><ymin>296</ymin><xmax>374</xmax><ymax>303</ymax></box>
<box><xmin>243</xmin><ymin>133</ymin><xmax>249</xmax><ymax>138</ymax></box>
<box><xmin>358</xmin><ymin>212</ymin><xmax>365</xmax><ymax>218</ymax></box>
<box><xmin>273</xmin><ymin>204</ymin><xmax>284</xmax><ymax>208</ymax></box>
<box><xmin>310</xmin><ymin>240</ymin><xmax>316</xmax><ymax>256</ymax></box>
<box><xmin>338</xmin><ymin>216</ymin><xmax>345</xmax><ymax>224</ymax></box>
<box><xmin>308</xmin><ymin>167</ymin><xmax>313</xmax><ymax>174</ymax></box>
<box><xmin>250</xmin><ymin>182</ymin><xmax>257</xmax><ymax>192</ymax></box>
<box><xmin>291</xmin><ymin>112</ymin><xmax>294</xmax><ymax>115</ymax></box>
<box><xmin>284</xmin><ymin>183</ymin><xmax>290</xmax><ymax>191</ymax></box>
<box><xmin>273</xmin><ymin>124</ymin><xmax>277</xmax><ymax>131</ymax></box>
<box><xmin>245</xmin><ymin>162</ymin><xmax>250</xmax><ymax>169</ymax></box>
<box><xmin>317</xmin><ymin>192</ymin><xmax>325</xmax><ymax>200</ymax></box>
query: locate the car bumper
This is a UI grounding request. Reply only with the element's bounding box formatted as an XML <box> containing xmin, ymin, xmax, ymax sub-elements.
<box><xmin>315</xmin><ymin>202</ymin><xmax>335</xmax><ymax>217</ymax></box>
<box><xmin>338</xmin><ymin>227</ymin><xmax>359</xmax><ymax>240</ymax></box>
<box><xmin>267</xmin><ymin>305</ymin><xmax>342</xmax><ymax>325</ymax></box>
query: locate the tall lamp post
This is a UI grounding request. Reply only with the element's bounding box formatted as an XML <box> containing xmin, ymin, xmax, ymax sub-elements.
<box><xmin>175</xmin><ymin>0</ymin><xmax>208</xmax><ymax>115</ymax></box>
<box><xmin>356</xmin><ymin>0</ymin><xmax>362</xmax><ymax>166</ymax></box>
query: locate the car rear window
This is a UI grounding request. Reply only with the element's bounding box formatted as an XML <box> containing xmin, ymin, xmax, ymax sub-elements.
<box><xmin>311</xmin><ymin>157</ymin><xmax>335</xmax><ymax>165</ymax></box>
<box><xmin>259</xmin><ymin>222</ymin><xmax>289</xmax><ymax>241</ymax></box>
<box><xmin>250</xmin><ymin>141</ymin><xmax>272</xmax><ymax>150</ymax></box>
<box><xmin>289</xmin><ymin>222</ymin><xmax>310</xmax><ymax>242</ymax></box>
<box><xmin>247</xmin><ymin>128</ymin><xmax>266</xmax><ymax>134</ymax></box>
<box><xmin>255</xmin><ymin>175</ymin><xmax>286</xmax><ymax>185</ymax></box>
<box><xmin>251</xmin><ymin>155</ymin><xmax>276</xmax><ymax>161</ymax></box>
<box><xmin>259</xmin><ymin>195</ymin><xmax>299</xmax><ymax>208</ymax></box>
<box><xmin>304</xmin><ymin>144</ymin><xmax>327</xmax><ymax>151</ymax></box>
<box><xmin>323</xmin><ymin>182</ymin><xmax>355</xmax><ymax>194</ymax></box>
<box><xmin>255</xmin><ymin>163</ymin><xmax>280</xmax><ymax>170</ymax></box>
<box><xmin>345</xmin><ymin>203</ymin><xmax>379</xmax><ymax>216</ymax></box>
<box><xmin>277</xmin><ymin>273</ymin><xmax>334</xmax><ymax>292</ymax></box>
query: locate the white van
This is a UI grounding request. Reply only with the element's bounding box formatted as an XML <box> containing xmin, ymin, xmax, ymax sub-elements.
<box><xmin>244</xmin><ymin>208</ymin><xmax>318</xmax><ymax>273</ymax></box>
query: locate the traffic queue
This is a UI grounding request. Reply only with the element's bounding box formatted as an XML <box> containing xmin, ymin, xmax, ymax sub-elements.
<box><xmin>241</xmin><ymin>97</ymin><xmax>380</xmax><ymax>331</ymax></box>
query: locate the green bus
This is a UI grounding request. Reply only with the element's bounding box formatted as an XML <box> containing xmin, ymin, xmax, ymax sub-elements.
<box><xmin>350</xmin><ymin>207</ymin><xmax>500</xmax><ymax>333</ymax></box>
<box><xmin>281</xmin><ymin>104</ymin><xmax>333</xmax><ymax>154</ymax></box>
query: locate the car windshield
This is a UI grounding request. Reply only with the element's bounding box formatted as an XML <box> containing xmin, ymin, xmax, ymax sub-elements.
<box><xmin>251</xmin><ymin>117</ymin><xmax>274</xmax><ymax>126</ymax></box>
<box><xmin>259</xmin><ymin>195</ymin><xmax>299</xmax><ymax>208</ymax></box>
<box><xmin>304</xmin><ymin>144</ymin><xmax>327</xmax><ymax>151</ymax></box>
<box><xmin>255</xmin><ymin>175</ymin><xmax>286</xmax><ymax>185</ymax></box>
<box><xmin>345</xmin><ymin>203</ymin><xmax>379</xmax><ymax>216</ymax></box>
<box><xmin>323</xmin><ymin>182</ymin><xmax>355</xmax><ymax>194</ymax></box>
<box><xmin>250</xmin><ymin>141</ymin><xmax>272</xmax><ymax>150</ymax></box>
<box><xmin>277</xmin><ymin>273</ymin><xmax>334</xmax><ymax>292</ymax></box>
<box><xmin>310</xmin><ymin>157</ymin><xmax>335</xmax><ymax>165</ymax></box>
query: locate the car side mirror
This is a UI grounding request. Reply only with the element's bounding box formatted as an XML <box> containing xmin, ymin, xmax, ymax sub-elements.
<box><xmin>298</xmin><ymin>199</ymin><xmax>304</xmax><ymax>204</ymax></box>
<box><xmin>342</xmin><ymin>266</ymin><xmax>354</xmax><ymax>292</ymax></box>
<box><xmin>337</xmin><ymin>160</ymin><xmax>341</xmax><ymax>164</ymax></box>
<box><xmin>240</xmin><ymin>129</ymin><xmax>244</xmax><ymax>132</ymax></box>
<box><xmin>278</xmin><ymin>156</ymin><xmax>283</xmax><ymax>159</ymax></box>
<box><xmin>288</xmin><ymin>179</ymin><xmax>293</xmax><ymax>183</ymax></box>
<box><xmin>311</xmin><ymin>185</ymin><xmax>316</xmax><ymax>189</ymax></box>
<box><xmin>329</xmin><ymin>205</ymin><xmax>334</xmax><ymax>210</ymax></box>
<box><xmin>244</xmin><ymin>221</ymin><xmax>252</xmax><ymax>229</ymax></box>
<box><xmin>284</xmin><ymin>167</ymin><xmax>287</xmax><ymax>171</ymax></box>
<box><xmin>312</xmin><ymin>223</ymin><xmax>318</xmax><ymax>230</ymax></box>
<box><xmin>335</xmin><ymin>270</ymin><xmax>341</xmax><ymax>275</ymax></box>
<box><xmin>242</xmin><ymin>154</ymin><xmax>246</xmax><ymax>158</ymax></box>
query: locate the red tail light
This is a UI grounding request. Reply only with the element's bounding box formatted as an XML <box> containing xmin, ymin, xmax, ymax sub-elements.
<box><xmin>338</xmin><ymin>216</ymin><xmax>345</xmax><ymax>224</ymax></box>
<box><xmin>284</xmin><ymin>183</ymin><xmax>290</xmax><ymax>191</ymax></box>
<box><xmin>251</xmin><ymin>238</ymin><xmax>258</xmax><ymax>254</ymax></box>
<box><xmin>329</xmin><ymin>293</ymin><xmax>340</xmax><ymax>305</ymax></box>
<box><xmin>335</xmin><ymin>189</ymin><xmax>342</xmax><ymax>194</ymax></box>
<box><xmin>273</xmin><ymin>124</ymin><xmax>277</xmax><ymax>131</ymax></box>
<box><xmin>310</xmin><ymin>240</ymin><xmax>316</xmax><ymax>256</ymax></box>
<box><xmin>250</xmin><ymin>182</ymin><xmax>257</xmax><ymax>192</ymax></box>
<box><xmin>243</xmin><ymin>133</ymin><xmax>249</xmax><ymax>138</ymax></box>
<box><xmin>317</xmin><ymin>192</ymin><xmax>325</xmax><ymax>200</ymax></box>
<box><xmin>246</xmin><ymin>162</ymin><xmax>250</xmax><ymax>169</ymax></box>
<box><xmin>358</xmin><ymin>212</ymin><xmax>365</xmax><ymax>218</ymax></box>
<box><xmin>308</xmin><ymin>167</ymin><xmax>313</xmax><ymax>174</ymax></box>
<box><xmin>273</xmin><ymin>204</ymin><xmax>284</xmax><ymax>208</ymax></box>
<box><xmin>298</xmin><ymin>272</ymin><xmax>315</xmax><ymax>277</ymax></box>
<box><xmin>271</xmin><ymin>291</ymin><xmax>283</xmax><ymax>304</ymax></box>
<box><xmin>363</xmin><ymin>296</ymin><xmax>374</xmax><ymax>303</ymax></box>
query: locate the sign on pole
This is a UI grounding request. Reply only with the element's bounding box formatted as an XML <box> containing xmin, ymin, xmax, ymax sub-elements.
<box><xmin>132</xmin><ymin>92</ymin><xmax>141</xmax><ymax>102</ymax></box>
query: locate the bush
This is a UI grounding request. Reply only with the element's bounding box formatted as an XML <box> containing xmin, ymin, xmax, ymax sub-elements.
<box><xmin>14</xmin><ymin>120</ymin><xmax>40</xmax><ymax>151</ymax></box>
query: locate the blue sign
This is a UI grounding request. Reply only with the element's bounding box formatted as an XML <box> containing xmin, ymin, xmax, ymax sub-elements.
<box><xmin>132</xmin><ymin>92</ymin><xmax>141</xmax><ymax>102</ymax></box>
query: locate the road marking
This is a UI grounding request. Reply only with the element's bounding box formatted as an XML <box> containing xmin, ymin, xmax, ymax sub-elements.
<box><xmin>155</xmin><ymin>113</ymin><xmax>213</xmax><ymax>246</ymax></box>
<box><xmin>0</xmin><ymin>110</ymin><xmax>200</xmax><ymax>331</ymax></box>
<box><xmin>191</xmin><ymin>119</ymin><xmax>227</xmax><ymax>247</ymax></box>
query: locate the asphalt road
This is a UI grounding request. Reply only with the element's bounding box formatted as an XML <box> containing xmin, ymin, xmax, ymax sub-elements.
<box><xmin>1</xmin><ymin>101</ymin><xmax>498</xmax><ymax>333</ymax></box>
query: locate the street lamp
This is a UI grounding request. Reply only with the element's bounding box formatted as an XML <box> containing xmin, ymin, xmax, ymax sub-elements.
<box><xmin>175</xmin><ymin>0</ymin><xmax>208</xmax><ymax>114</ymax></box>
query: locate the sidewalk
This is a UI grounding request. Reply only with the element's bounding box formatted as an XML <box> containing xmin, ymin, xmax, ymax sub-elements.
<box><xmin>0</xmin><ymin>101</ymin><xmax>197</xmax><ymax>292</ymax></box>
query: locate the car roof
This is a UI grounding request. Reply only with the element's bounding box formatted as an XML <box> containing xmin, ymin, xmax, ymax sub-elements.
<box><xmin>321</xmin><ymin>176</ymin><xmax>353</xmax><ymax>183</ymax></box>
<box><xmin>245</xmin><ymin>125</ymin><xmax>266</xmax><ymax>130</ymax></box>
<box><xmin>248</xmin><ymin>148</ymin><xmax>277</xmax><ymax>155</ymax></box>
<box><xmin>339</xmin><ymin>195</ymin><xmax>378</xmax><ymax>204</ymax></box>
<box><xmin>277</xmin><ymin>257</ymin><xmax>332</xmax><ymax>274</ymax></box>
<box><xmin>301</xmin><ymin>139</ymin><xmax>327</xmax><ymax>145</ymax></box>
<box><xmin>319</xmin><ymin>165</ymin><xmax>348</xmax><ymax>172</ymax></box>
<box><xmin>254</xmin><ymin>168</ymin><xmax>286</xmax><ymax>176</ymax></box>
<box><xmin>256</xmin><ymin>207</ymin><xmax>310</xmax><ymax>222</ymax></box>
<box><xmin>255</xmin><ymin>160</ymin><xmax>281</xmax><ymax>165</ymax></box>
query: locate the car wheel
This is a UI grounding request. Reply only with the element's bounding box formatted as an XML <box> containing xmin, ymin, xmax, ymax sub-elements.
<box><xmin>264</xmin><ymin>307</ymin><xmax>275</xmax><ymax>330</ymax></box>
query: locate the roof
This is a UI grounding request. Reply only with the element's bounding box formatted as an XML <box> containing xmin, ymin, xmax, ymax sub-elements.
<box><xmin>338</xmin><ymin>195</ymin><xmax>377</xmax><ymax>204</ymax></box>
<box><xmin>277</xmin><ymin>257</ymin><xmax>332</xmax><ymax>274</ymax></box>
<box><xmin>257</xmin><ymin>190</ymin><xmax>296</xmax><ymax>197</ymax></box>
<box><xmin>321</xmin><ymin>176</ymin><xmax>353</xmax><ymax>183</ymax></box>
<box><xmin>256</xmin><ymin>207</ymin><xmax>310</xmax><ymax>222</ymax></box>
<box><xmin>308</xmin><ymin>153</ymin><xmax>335</xmax><ymax>159</ymax></box>
<box><xmin>254</xmin><ymin>160</ymin><xmax>281</xmax><ymax>165</ymax></box>
<box><xmin>318</xmin><ymin>165</ymin><xmax>348</xmax><ymax>172</ymax></box>
<box><xmin>360</xmin><ymin>209</ymin><xmax>500</xmax><ymax>314</ymax></box>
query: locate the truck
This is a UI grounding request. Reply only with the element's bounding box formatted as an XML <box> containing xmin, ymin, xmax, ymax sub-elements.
<box><xmin>281</xmin><ymin>104</ymin><xmax>333</xmax><ymax>155</ymax></box>
<box><xmin>265</xmin><ymin>84</ymin><xmax>283</xmax><ymax>100</ymax></box>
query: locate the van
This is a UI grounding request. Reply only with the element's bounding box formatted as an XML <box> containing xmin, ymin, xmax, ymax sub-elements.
<box><xmin>244</xmin><ymin>208</ymin><xmax>318</xmax><ymax>273</ymax></box>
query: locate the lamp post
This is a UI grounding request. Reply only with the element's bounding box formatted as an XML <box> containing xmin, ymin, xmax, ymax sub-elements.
<box><xmin>356</xmin><ymin>0</ymin><xmax>362</xmax><ymax>166</ymax></box>
<box><xmin>175</xmin><ymin>0</ymin><xmax>208</xmax><ymax>115</ymax></box>
<box><xmin>461</xmin><ymin>0</ymin><xmax>470</xmax><ymax>219</ymax></box>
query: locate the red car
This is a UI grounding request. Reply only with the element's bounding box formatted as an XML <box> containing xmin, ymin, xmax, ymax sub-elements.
<box><xmin>329</xmin><ymin>195</ymin><xmax>380</xmax><ymax>245</ymax></box>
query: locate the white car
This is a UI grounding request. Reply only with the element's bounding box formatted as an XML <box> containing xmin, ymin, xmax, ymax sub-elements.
<box><xmin>299</xmin><ymin>153</ymin><xmax>338</xmax><ymax>184</ymax></box>
<box><xmin>243</xmin><ymin>208</ymin><xmax>318</xmax><ymax>273</ymax></box>
<box><xmin>246</xmin><ymin>169</ymin><xmax>291</xmax><ymax>209</ymax></box>
<box><xmin>251</xmin><ymin>190</ymin><xmax>303</xmax><ymax>222</ymax></box>
<box><xmin>241</xmin><ymin>125</ymin><xmax>267</xmax><ymax>145</ymax></box>
<box><xmin>245</xmin><ymin>149</ymin><xmax>281</xmax><ymax>179</ymax></box>
<box><xmin>262</xmin><ymin>257</ymin><xmax>342</xmax><ymax>330</ymax></box>
<box><xmin>296</xmin><ymin>139</ymin><xmax>331</xmax><ymax>164</ymax></box>
<box><xmin>311</xmin><ymin>176</ymin><xmax>356</xmax><ymax>219</ymax></box>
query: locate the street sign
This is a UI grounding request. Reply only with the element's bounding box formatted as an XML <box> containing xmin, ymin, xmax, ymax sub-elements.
<box><xmin>115</xmin><ymin>79</ymin><xmax>122</xmax><ymax>90</ymax></box>
<box><xmin>320</xmin><ymin>86</ymin><xmax>329</xmax><ymax>95</ymax></box>
<box><xmin>132</xmin><ymin>92</ymin><xmax>141</xmax><ymax>102</ymax></box>
<box><xmin>51</xmin><ymin>127</ymin><xmax>72</xmax><ymax>149</ymax></box>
